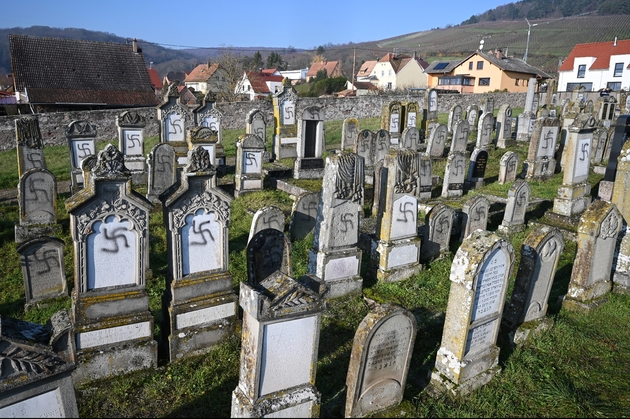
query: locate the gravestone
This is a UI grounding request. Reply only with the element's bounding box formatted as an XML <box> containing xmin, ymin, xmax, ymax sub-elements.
<box><xmin>498</xmin><ymin>151</ymin><xmax>519</xmax><ymax>185</ymax></box>
<box><xmin>466</xmin><ymin>104</ymin><xmax>480</xmax><ymax>132</ymax></box>
<box><xmin>294</xmin><ymin>106</ymin><xmax>325</xmax><ymax>179</ymax></box>
<box><xmin>563</xmin><ymin>200</ymin><xmax>622</xmax><ymax>312</ymax></box>
<box><xmin>231</xmin><ymin>270</ymin><xmax>327</xmax><ymax>418</ymax></box>
<box><xmin>374</xmin><ymin>129</ymin><xmax>391</xmax><ymax>164</ymax></box>
<box><xmin>450</xmin><ymin>119</ymin><xmax>470</xmax><ymax>153</ymax></box>
<box><xmin>308</xmin><ymin>151</ymin><xmax>364</xmax><ymax>298</ymax></box>
<box><xmin>524</xmin><ymin>117</ymin><xmax>560</xmax><ymax>180</ymax></box>
<box><xmin>426</xmin><ymin>124</ymin><xmax>447</xmax><ymax>158</ymax></box>
<box><xmin>595</xmin><ymin>96</ymin><xmax>617</xmax><ymax>129</ymax></box>
<box><xmin>0</xmin><ymin>310</ymin><xmax>79</xmax><ymax>418</ymax></box>
<box><xmin>146</xmin><ymin>142</ymin><xmax>178</xmax><ymax>204</ymax></box>
<box><xmin>372</xmin><ymin>149</ymin><xmax>422</xmax><ymax>282</ymax></box>
<box><xmin>187</xmin><ymin>125</ymin><xmax>225</xmax><ymax>170</ymax></box>
<box><xmin>460</xmin><ymin>194</ymin><xmax>490</xmax><ymax>241</ymax></box>
<box><xmin>423</xmin><ymin>89</ymin><xmax>440</xmax><ymax>136</ymax></box>
<box><xmin>466</xmin><ymin>148</ymin><xmax>488</xmax><ymax>190</ymax></box>
<box><xmin>516</xmin><ymin>78</ymin><xmax>538</xmax><ymax>142</ymax></box>
<box><xmin>248</xmin><ymin>205</ymin><xmax>286</xmax><ymax>242</ymax></box>
<box><xmin>599</xmin><ymin>115</ymin><xmax>630</xmax><ymax>201</ymax></box>
<box><xmin>116</xmin><ymin>110</ymin><xmax>147</xmax><ymax>185</ymax></box>
<box><xmin>234</xmin><ymin>133</ymin><xmax>266</xmax><ymax>197</ymax></box>
<box><xmin>160</xmin><ymin>146</ymin><xmax>237</xmax><ymax>362</ymax></box>
<box><xmin>612</xmin><ymin>140</ymin><xmax>630</xmax><ymax>221</ymax></box>
<box><xmin>15</xmin><ymin>116</ymin><xmax>46</xmax><ymax>178</ymax></box>
<box><xmin>245</xmin><ymin>108</ymin><xmax>269</xmax><ymax>162</ymax></box>
<box><xmin>382</xmin><ymin>101</ymin><xmax>402</xmax><ymax>144</ymax></box>
<box><xmin>429</xmin><ymin>230</ymin><xmax>514</xmax><ymax>397</ymax></box>
<box><xmin>591</xmin><ymin>127</ymin><xmax>609</xmax><ymax>165</ymax></box>
<box><xmin>402</xmin><ymin>100</ymin><xmax>420</xmax><ymax>130</ymax></box>
<box><xmin>345</xmin><ymin>303</ymin><xmax>417</xmax><ymax>418</ymax></box>
<box><xmin>499</xmin><ymin>179</ymin><xmax>531</xmax><ymax>234</ymax></box>
<box><xmin>400</xmin><ymin>126</ymin><xmax>420</xmax><ymax>151</ymax></box>
<box><xmin>421</xmin><ymin>203</ymin><xmax>455</xmax><ymax>262</ymax></box>
<box><xmin>247</xmin><ymin>228</ymin><xmax>293</xmax><ymax>284</ymax></box>
<box><xmin>64</xmin><ymin>144</ymin><xmax>157</xmax><ymax>385</ymax></box>
<box><xmin>355</xmin><ymin>129</ymin><xmax>375</xmax><ymax>179</ymax></box>
<box><xmin>613</xmin><ymin>228</ymin><xmax>630</xmax><ymax>293</ymax></box>
<box><xmin>447</xmin><ymin>104</ymin><xmax>463</xmax><ymax>136</ymax></box>
<box><xmin>14</xmin><ymin>168</ymin><xmax>62</xmax><ymax>244</ymax></box>
<box><xmin>342</xmin><ymin>117</ymin><xmax>360</xmax><ymax>151</ymax></box>
<box><xmin>558</xmin><ymin>91</ymin><xmax>587</xmax><ymax>171</ymax></box>
<box><xmin>418</xmin><ymin>153</ymin><xmax>433</xmax><ymax>201</ymax></box>
<box><xmin>551</xmin><ymin>113</ymin><xmax>596</xmax><ymax>220</ymax></box>
<box><xmin>66</xmin><ymin>120</ymin><xmax>96</xmax><ymax>195</ymax></box>
<box><xmin>441</xmin><ymin>151</ymin><xmax>466</xmax><ymax>198</ymax></box>
<box><xmin>502</xmin><ymin>226</ymin><xmax>564</xmax><ymax>345</ymax></box>
<box><xmin>272</xmin><ymin>78</ymin><xmax>299</xmax><ymax>160</ymax></box>
<box><xmin>16</xmin><ymin>236</ymin><xmax>67</xmax><ymax>310</ymax></box>
<box><xmin>158</xmin><ymin>83</ymin><xmax>194</xmax><ymax>166</ymax></box>
<box><xmin>475</xmin><ymin>112</ymin><xmax>494</xmax><ymax>150</ymax></box>
<box><xmin>193</xmin><ymin>92</ymin><xmax>225</xmax><ymax>159</ymax></box>
<box><xmin>289</xmin><ymin>191</ymin><xmax>320</xmax><ymax>241</ymax></box>
<box><xmin>495</xmin><ymin>104</ymin><xmax>513</xmax><ymax>148</ymax></box>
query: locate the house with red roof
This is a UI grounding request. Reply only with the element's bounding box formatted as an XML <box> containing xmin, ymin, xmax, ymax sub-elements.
<box><xmin>234</xmin><ymin>71</ymin><xmax>284</xmax><ymax>100</ymax></box>
<box><xmin>558</xmin><ymin>38</ymin><xmax>630</xmax><ymax>92</ymax></box>
<box><xmin>184</xmin><ymin>63</ymin><xmax>229</xmax><ymax>96</ymax></box>
<box><xmin>306</xmin><ymin>61</ymin><xmax>343</xmax><ymax>82</ymax></box>
<box><xmin>148</xmin><ymin>68</ymin><xmax>163</xmax><ymax>96</ymax></box>
<box><xmin>355</xmin><ymin>52</ymin><xmax>430</xmax><ymax>91</ymax></box>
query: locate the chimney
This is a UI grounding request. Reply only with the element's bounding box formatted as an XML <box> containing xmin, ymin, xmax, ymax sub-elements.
<box><xmin>614</xmin><ymin>36</ymin><xmax>618</xmax><ymax>46</ymax></box>
<box><xmin>496</xmin><ymin>48</ymin><xmax>503</xmax><ymax>59</ymax></box>
<box><xmin>132</xmin><ymin>38</ymin><xmax>138</xmax><ymax>53</ymax></box>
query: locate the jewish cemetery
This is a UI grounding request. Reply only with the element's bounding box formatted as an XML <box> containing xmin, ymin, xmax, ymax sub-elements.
<box><xmin>3</xmin><ymin>40</ymin><xmax>630</xmax><ymax>418</ymax></box>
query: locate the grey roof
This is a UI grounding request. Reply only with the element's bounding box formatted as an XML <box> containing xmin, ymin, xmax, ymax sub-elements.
<box><xmin>9</xmin><ymin>34</ymin><xmax>159</xmax><ymax>106</ymax></box>
<box><xmin>474</xmin><ymin>51</ymin><xmax>552</xmax><ymax>79</ymax></box>
<box><xmin>425</xmin><ymin>60</ymin><xmax>463</xmax><ymax>74</ymax></box>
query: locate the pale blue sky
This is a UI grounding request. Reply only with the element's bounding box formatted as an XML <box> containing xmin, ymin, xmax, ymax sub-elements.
<box><xmin>3</xmin><ymin>1</ymin><xmax>510</xmax><ymax>50</ymax></box>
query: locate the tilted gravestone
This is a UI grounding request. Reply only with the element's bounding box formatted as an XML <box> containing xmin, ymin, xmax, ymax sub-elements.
<box><xmin>15</xmin><ymin>116</ymin><xmax>46</xmax><ymax>178</ymax></box>
<box><xmin>272</xmin><ymin>79</ymin><xmax>299</xmax><ymax>160</ymax></box>
<box><xmin>308</xmin><ymin>151</ymin><xmax>364</xmax><ymax>298</ymax></box>
<box><xmin>289</xmin><ymin>191</ymin><xmax>320</xmax><ymax>241</ymax></box>
<box><xmin>248</xmin><ymin>205</ymin><xmax>286</xmax><ymax>243</ymax></box>
<box><xmin>429</xmin><ymin>230</ymin><xmax>514</xmax><ymax>397</ymax></box>
<box><xmin>66</xmin><ymin>120</ymin><xmax>96</xmax><ymax>195</ymax></box>
<box><xmin>599</xmin><ymin>115</ymin><xmax>630</xmax><ymax>201</ymax></box>
<box><xmin>14</xmin><ymin>168</ymin><xmax>62</xmax><ymax>244</ymax></box>
<box><xmin>441</xmin><ymin>151</ymin><xmax>466</xmax><ymax>198</ymax></box>
<box><xmin>234</xmin><ymin>133</ymin><xmax>266</xmax><ymax>197</ymax></box>
<box><xmin>498</xmin><ymin>151</ymin><xmax>520</xmax><ymax>185</ymax></box>
<box><xmin>450</xmin><ymin>119</ymin><xmax>470</xmax><ymax>154</ymax></box>
<box><xmin>466</xmin><ymin>148</ymin><xmax>488</xmax><ymax>190</ymax></box>
<box><xmin>421</xmin><ymin>203</ymin><xmax>455</xmax><ymax>263</ymax></box>
<box><xmin>426</xmin><ymin>123</ymin><xmax>447</xmax><ymax>158</ymax></box>
<box><xmin>116</xmin><ymin>110</ymin><xmax>147</xmax><ymax>185</ymax></box>
<box><xmin>591</xmin><ymin>127</ymin><xmax>610</xmax><ymax>165</ymax></box>
<box><xmin>146</xmin><ymin>142</ymin><xmax>178</xmax><ymax>204</ymax></box>
<box><xmin>447</xmin><ymin>103</ymin><xmax>463</xmax><ymax>136</ymax></box>
<box><xmin>341</xmin><ymin>117</ymin><xmax>360</xmax><ymax>151</ymax></box>
<box><xmin>65</xmin><ymin>144</ymin><xmax>157</xmax><ymax>386</ymax></box>
<box><xmin>495</xmin><ymin>104</ymin><xmax>514</xmax><ymax>148</ymax></box>
<box><xmin>247</xmin><ymin>228</ymin><xmax>293</xmax><ymax>284</ymax></box>
<box><xmin>345</xmin><ymin>303</ymin><xmax>417</xmax><ymax>418</ymax></box>
<box><xmin>502</xmin><ymin>226</ymin><xmax>564</xmax><ymax>345</ymax></box>
<box><xmin>499</xmin><ymin>179</ymin><xmax>531</xmax><ymax>234</ymax></box>
<box><xmin>460</xmin><ymin>194</ymin><xmax>490</xmax><ymax>241</ymax></box>
<box><xmin>160</xmin><ymin>146</ymin><xmax>237</xmax><ymax>362</ymax></box>
<box><xmin>158</xmin><ymin>83</ymin><xmax>194</xmax><ymax>166</ymax></box>
<box><xmin>563</xmin><ymin>200</ymin><xmax>622</xmax><ymax>312</ymax></box>
<box><xmin>0</xmin><ymin>310</ymin><xmax>78</xmax><ymax>418</ymax></box>
<box><xmin>16</xmin><ymin>236</ymin><xmax>67</xmax><ymax>310</ymax></box>
<box><xmin>294</xmin><ymin>106</ymin><xmax>325</xmax><ymax>179</ymax></box>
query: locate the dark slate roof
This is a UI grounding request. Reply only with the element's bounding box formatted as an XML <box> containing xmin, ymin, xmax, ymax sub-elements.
<box><xmin>475</xmin><ymin>51</ymin><xmax>552</xmax><ymax>79</ymax></box>
<box><xmin>9</xmin><ymin>34</ymin><xmax>159</xmax><ymax>106</ymax></box>
<box><xmin>425</xmin><ymin>60</ymin><xmax>463</xmax><ymax>74</ymax></box>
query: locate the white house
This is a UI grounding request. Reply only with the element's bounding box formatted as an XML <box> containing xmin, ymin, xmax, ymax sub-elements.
<box><xmin>558</xmin><ymin>38</ymin><xmax>630</xmax><ymax>92</ymax></box>
<box><xmin>356</xmin><ymin>52</ymin><xmax>429</xmax><ymax>91</ymax></box>
<box><xmin>279</xmin><ymin>68</ymin><xmax>308</xmax><ymax>83</ymax></box>
<box><xmin>234</xmin><ymin>71</ymin><xmax>284</xmax><ymax>101</ymax></box>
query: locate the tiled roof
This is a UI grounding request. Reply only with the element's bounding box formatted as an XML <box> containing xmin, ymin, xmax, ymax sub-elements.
<box><xmin>472</xmin><ymin>51</ymin><xmax>551</xmax><ymax>78</ymax></box>
<box><xmin>9</xmin><ymin>34</ymin><xmax>159</xmax><ymax>106</ymax></box>
<box><xmin>558</xmin><ymin>39</ymin><xmax>630</xmax><ymax>71</ymax></box>
<box><xmin>148</xmin><ymin>68</ymin><xmax>163</xmax><ymax>89</ymax></box>
<box><xmin>357</xmin><ymin>60</ymin><xmax>377</xmax><ymax>77</ymax></box>
<box><xmin>306</xmin><ymin>61</ymin><xmax>340</xmax><ymax>78</ymax></box>
<box><xmin>246</xmin><ymin>72</ymin><xmax>284</xmax><ymax>93</ymax></box>
<box><xmin>379</xmin><ymin>53</ymin><xmax>430</xmax><ymax>73</ymax></box>
<box><xmin>184</xmin><ymin>63</ymin><xmax>220</xmax><ymax>82</ymax></box>
<box><xmin>163</xmin><ymin>71</ymin><xmax>189</xmax><ymax>84</ymax></box>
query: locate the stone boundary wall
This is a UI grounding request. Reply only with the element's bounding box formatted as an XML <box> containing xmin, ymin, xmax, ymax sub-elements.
<box><xmin>0</xmin><ymin>92</ymin><xmax>547</xmax><ymax>152</ymax></box>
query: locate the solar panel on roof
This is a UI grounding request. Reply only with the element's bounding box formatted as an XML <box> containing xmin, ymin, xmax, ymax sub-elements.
<box><xmin>434</xmin><ymin>62</ymin><xmax>449</xmax><ymax>70</ymax></box>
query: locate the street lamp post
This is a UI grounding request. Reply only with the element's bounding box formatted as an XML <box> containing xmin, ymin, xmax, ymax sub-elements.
<box><xmin>523</xmin><ymin>18</ymin><xmax>538</xmax><ymax>63</ymax></box>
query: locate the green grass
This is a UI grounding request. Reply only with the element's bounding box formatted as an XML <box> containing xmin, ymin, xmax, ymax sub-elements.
<box><xmin>0</xmin><ymin>114</ymin><xmax>627</xmax><ymax>418</ymax></box>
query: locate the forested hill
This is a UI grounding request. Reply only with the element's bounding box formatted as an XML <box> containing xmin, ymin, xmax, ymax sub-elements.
<box><xmin>461</xmin><ymin>0</ymin><xmax>630</xmax><ymax>25</ymax></box>
<box><xmin>0</xmin><ymin>26</ymin><xmax>197</xmax><ymax>74</ymax></box>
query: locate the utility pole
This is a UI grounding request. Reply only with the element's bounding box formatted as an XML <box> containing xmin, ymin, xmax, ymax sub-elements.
<box><xmin>352</xmin><ymin>47</ymin><xmax>356</xmax><ymax>88</ymax></box>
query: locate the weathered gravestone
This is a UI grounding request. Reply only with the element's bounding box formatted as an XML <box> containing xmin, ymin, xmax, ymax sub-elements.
<box><xmin>450</xmin><ymin>119</ymin><xmax>470</xmax><ymax>153</ymax></box>
<box><xmin>591</xmin><ymin>127</ymin><xmax>610</xmax><ymax>165</ymax></box>
<box><xmin>441</xmin><ymin>151</ymin><xmax>466</xmax><ymax>198</ymax></box>
<box><xmin>418</xmin><ymin>153</ymin><xmax>433</xmax><ymax>201</ymax></box>
<box><xmin>15</xmin><ymin>116</ymin><xmax>46</xmax><ymax>178</ymax></box>
<box><xmin>400</xmin><ymin>126</ymin><xmax>420</xmax><ymax>151</ymax></box>
<box><xmin>16</xmin><ymin>236</ymin><xmax>67</xmax><ymax>310</ymax></box>
<box><xmin>160</xmin><ymin>146</ymin><xmax>237</xmax><ymax>362</ymax></box>
<box><xmin>248</xmin><ymin>205</ymin><xmax>286</xmax><ymax>242</ymax></box>
<box><xmin>429</xmin><ymin>230</ymin><xmax>514</xmax><ymax>397</ymax></box>
<box><xmin>499</xmin><ymin>179</ymin><xmax>531</xmax><ymax>234</ymax></box>
<box><xmin>426</xmin><ymin>123</ymin><xmax>447</xmax><ymax>158</ymax></box>
<box><xmin>599</xmin><ymin>115</ymin><xmax>630</xmax><ymax>201</ymax></box>
<box><xmin>595</xmin><ymin>96</ymin><xmax>618</xmax><ymax>129</ymax></box>
<box><xmin>557</xmin><ymin>89</ymin><xmax>587</xmax><ymax>171</ymax></box>
<box><xmin>524</xmin><ymin>116</ymin><xmax>560</xmax><ymax>180</ymax></box>
<box><xmin>612</xmin><ymin>140</ymin><xmax>630</xmax><ymax>222</ymax></box>
<box><xmin>421</xmin><ymin>203</ymin><xmax>455</xmax><ymax>262</ymax></box>
<box><xmin>295</xmin><ymin>106</ymin><xmax>325</xmax><ymax>179</ymax></box>
<box><xmin>402</xmin><ymin>100</ymin><xmax>420</xmax><ymax>129</ymax></box>
<box><xmin>355</xmin><ymin>129</ymin><xmax>375</xmax><ymax>180</ymax></box>
<box><xmin>466</xmin><ymin>148</ymin><xmax>488</xmax><ymax>190</ymax></box>
<box><xmin>495</xmin><ymin>104</ymin><xmax>514</xmax><ymax>148</ymax></box>
<box><xmin>232</xmin><ymin>249</ymin><xmax>328</xmax><ymax>417</ymax></box>
<box><xmin>382</xmin><ymin>101</ymin><xmax>402</xmax><ymax>144</ymax></box>
<box><xmin>423</xmin><ymin>89</ymin><xmax>440</xmax><ymax>136</ymax></box>
<box><xmin>234</xmin><ymin>133</ymin><xmax>266</xmax><ymax>197</ymax></box>
<box><xmin>247</xmin><ymin>228</ymin><xmax>293</xmax><ymax>283</ymax></box>
<box><xmin>289</xmin><ymin>191</ymin><xmax>320</xmax><ymax>241</ymax></box>
<box><xmin>193</xmin><ymin>92</ymin><xmax>226</xmax><ymax>166</ymax></box>
<box><xmin>0</xmin><ymin>310</ymin><xmax>79</xmax><ymax>418</ymax></box>
<box><xmin>158</xmin><ymin>83</ymin><xmax>194</xmax><ymax>166</ymax></box>
<box><xmin>562</xmin><ymin>200</ymin><xmax>622</xmax><ymax>312</ymax></box>
<box><xmin>117</xmin><ymin>110</ymin><xmax>147</xmax><ymax>185</ymax></box>
<box><xmin>372</xmin><ymin>149</ymin><xmax>422</xmax><ymax>282</ymax></box>
<box><xmin>14</xmin><ymin>168</ymin><xmax>62</xmax><ymax>244</ymax></box>
<box><xmin>475</xmin><ymin>112</ymin><xmax>495</xmax><ymax>150</ymax></box>
<box><xmin>498</xmin><ymin>151</ymin><xmax>520</xmax><ymax>185</ymax></box>
<box><xmin>66</xmin><ymin>120</ymin><xmax>96</xmax><ymax>195</ymax></box>
<box><xmin>447</xmin><ymin>103</ymin><xmax>463</xmax><ymax>136</ymax></box>
<box><xmin>65</xmin><ymin>144</ymin><xmax>157</xmax><ymax>385</ymax></box>
<box><xmin>345</xmin><ymin>303</ymin><xmax>417</xmax><ymax>418</ymax></box>
<box><xmin>246</xmin><ymin>108</ymin><xmax>268</xmax><ymax>148</ymax></box>
<box><xmin>502</xmin><ymin>226</ymin><xmax>564</xmax><ymax>345</ymax></box>
<box><xmin>186</xmin><ymin>125</ymin><xmax>225</xmax><ymax>172</ymax></box>
<box><xmin>460</xmin><ymin>194</ymin><xmax>490</xmax><ymax>241</ymax></box>
<box><xmin>342</xmin><ymin>117</ymin><xmax>360</xmax><ymax>151</ymax></box>
<box><xmin>308</xmin><ymin>151</ymin><xmax>364</xmax><ymax>298</ymax></box>
<box><xmin>146</xmin><ymin>142</ymin><xmax>178</xmax><ymax>204</ymax></box>
<box><xmin>613</xmin><ymin>227</ymin><xmax>630</xmax><ymax>294</ymax></box>
<box><xmin>466</xmin><ymin>104</ymin><xmax>479</xmax><ymax>132</ymax></box>
<box><xmin>516</xmin><ymin>78</ymin><xmax>538</xmax><ymax>142</ymax></box>
<box><xmin>272</xmin><ymin>78</ymin><xmax>299</xmax><ymax>160</ymax></box>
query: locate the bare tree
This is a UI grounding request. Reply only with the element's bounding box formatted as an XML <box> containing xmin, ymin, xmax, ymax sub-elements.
<box><xmin>206</xmin><ymin>47</ymin><xmax>247</xmax><ymax>102</ymax></box>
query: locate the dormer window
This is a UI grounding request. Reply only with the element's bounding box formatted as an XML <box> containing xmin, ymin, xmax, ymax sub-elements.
<box><xmin>614</xmin><ymin>63</ymin><xmax>623</xmax><ymax>77</ymax></box>
<box><xmin>577</xmin><ymin>64</ymin><xmax>586</xmax><ymax>78</ymax></box>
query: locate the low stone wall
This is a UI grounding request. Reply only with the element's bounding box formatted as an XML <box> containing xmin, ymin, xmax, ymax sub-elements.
<box><xmin>0</xmin><ymin>92</ymin><xmax>529</xmax><ymax>152</ymax></box>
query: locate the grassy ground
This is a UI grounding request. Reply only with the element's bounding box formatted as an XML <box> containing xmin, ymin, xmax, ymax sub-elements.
<box><xmin>1</xmin><ymin>111</ymin><xmax>629</xmax><ymax>418</ymax></box>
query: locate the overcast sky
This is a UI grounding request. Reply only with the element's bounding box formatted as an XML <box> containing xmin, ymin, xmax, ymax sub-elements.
<box><xmin>3</xmin><ymin>0</ymin><xmax>512</xmax><ymax>50</ymax></box>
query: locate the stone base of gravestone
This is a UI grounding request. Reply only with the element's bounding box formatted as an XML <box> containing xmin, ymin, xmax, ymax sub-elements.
<box><xmin>273</xmin><ymin>179</ymin><xmax>310</xmax><ymax>197</ymax></box>
<box><xmin>293</xmin><ymin>158</ymin><xmax>325</xmax><ymax>179</ymax></box>
<box><xmin>14</xmin><ymin>223</ymin><xmax>63</xmax><ymax>245</ymax></box>
<box><xmin>273</xmin><ymin>136</ymin><xmax>298</xmax><ymax>161</ymax></box>
<box><xmin>234</xmin><ymin>176</ymin><xmax>264</xmax><ymax>198</ymax></box>
<box><xmin>561</xmin><ymin>294</ymin><xmax>609</xmax><ymax>313</ymax></box>
<box><xmin>231</xmin><ymin>384</ymin><xmax>321</xmax><ymax>418</ymax></box>
<box><xmin>524</xmin><ymin>158</ymin><xmax>556</xmax><ymax>180</ymax></box>
<box><xmin>308</xmin><ymin>249</ymin><xmax>363</xmax><ymax>299</ymax></box>
<box><xmin>498</xmin><ymin>222</ymin><xmax>526</xmax><ymax>235</ymax></box>
<box><xmin>72</xmin><ymin>313</ymin><xmax>158</xmax><ymax>386</ymax></box>
<box><xmin>507</xmin><ymin>316</ymin><xmax>554</xmax><ymax>346</ymax></box>
<box><xmin>428</xmin><ymin>364</ymin><xmax>501</xmax><ymax>398</ymax></box>
<box><xmin>598</xmin><ymin>180</ymin><xmax>614</xmax><ymax>202</ymax></box>
<box><xmin>125</xmin><ymin>157</ymin><xmax>148</xmax><ymax>186</ymax></box>
<box><xmin>372</xmin><ymin>238</ymin><xmax>422</xmax><ymax>283</ymax></box>
<box><xmin>464</xmin><ymin>179</ymin><xmax>485</xmax><ymax>191</ymax></box>
<box><xmin>496</xmin><ymin>138</ymin><xmax>515</xmax><ymax>149</ymax></box>
<box><xmin>264</xmin><ymin>162</ymin><xmax>293</xmax><ymax>179</ymax></box>
<box><xmin>552</xmin><ymin>182</ymin><xmax>592</xmax><ymax>218</ymax></box>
